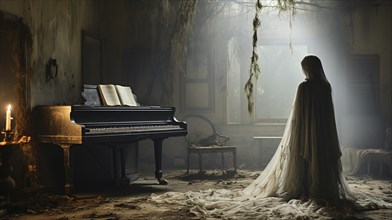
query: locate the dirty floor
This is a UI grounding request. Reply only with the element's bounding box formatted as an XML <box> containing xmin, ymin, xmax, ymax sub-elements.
<box><xmin>1</xmin><ymin>169</ymin><xmax>391</xmax><ymax>219</ymax></box>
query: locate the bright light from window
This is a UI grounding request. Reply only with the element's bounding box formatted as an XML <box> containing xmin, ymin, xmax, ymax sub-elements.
<box><xmin>256</xmin><ymin>44</ymin><xmax>308</xmax><ymax>121</ymax></box>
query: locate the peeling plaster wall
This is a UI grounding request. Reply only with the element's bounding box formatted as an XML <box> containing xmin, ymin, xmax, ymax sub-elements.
<box><xmin>1</xmin><ymin>0</ymin><xmax>102</xmax><ymax>190</ymax></box>
<box><xmin>0</xmin><ymin>0</ymin><xmax>101</xmax><ymax>107</ymax></box>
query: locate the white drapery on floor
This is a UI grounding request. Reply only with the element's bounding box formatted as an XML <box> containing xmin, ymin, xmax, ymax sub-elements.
<box><xmin>151</xmin><ymin>80</ymin><xmax>391</xmax><ymax>219</ymax></box>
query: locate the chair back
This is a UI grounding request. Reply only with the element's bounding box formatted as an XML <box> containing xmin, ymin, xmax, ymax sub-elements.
<box><xmin>183</xmin><ymin>114</ymin><xmax>228</xmax><ymax>147</ymax></box>
<box><xmin>183</xmin><ymin>115</ymin><xmax>217</xmax><ymax>146</ymax></box>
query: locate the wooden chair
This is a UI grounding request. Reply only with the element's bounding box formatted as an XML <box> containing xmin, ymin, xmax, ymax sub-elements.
<box><xmin>183</xmin><ymin>115</ymin><xmax>237</xmax><ymax>174</ymax></box>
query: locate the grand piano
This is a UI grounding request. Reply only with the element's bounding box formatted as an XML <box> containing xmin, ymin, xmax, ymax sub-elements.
<box><xmin>33</xmin><ymin>105</ymin><xmax>187</xmax><ymax>193</ymax></box>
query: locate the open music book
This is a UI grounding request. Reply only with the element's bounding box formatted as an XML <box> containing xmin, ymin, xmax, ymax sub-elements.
<box><xmin>98</xmin><ymin>84</ymin><xmax>138</xmax><ymax>106</ymax></box>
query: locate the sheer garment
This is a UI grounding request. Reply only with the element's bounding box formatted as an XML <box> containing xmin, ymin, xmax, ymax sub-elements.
<box><xmin>244</xmin><ymin>79</ymin><xmax>344</xmax><ymax>202</ymax></box>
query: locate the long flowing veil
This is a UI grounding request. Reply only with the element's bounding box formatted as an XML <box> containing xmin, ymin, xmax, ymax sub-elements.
<box><xmin>242</xmin><ymin>108</ymin><xmax>294</xmax><ymax>198</ymax></box>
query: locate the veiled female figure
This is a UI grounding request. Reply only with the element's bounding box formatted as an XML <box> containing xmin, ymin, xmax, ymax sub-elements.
<box><xmin>244</xmin><ymin>55</ymin><xmax>346</xmax><ymax>204</ymax></box>
<box><xmin>283</xmin><ymin>55</ymin><xmax>343</xmax><ymax>202</ymax></box>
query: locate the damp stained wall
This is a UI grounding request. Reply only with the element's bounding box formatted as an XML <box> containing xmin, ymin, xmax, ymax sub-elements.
<box><xmin>0</xmin><ymin>0</ymin><xmax>102</xmax><ymax>107</ymax></box>
<box><xmin>0</xmin><ymin>0</ymin><xmax>103</xmax><ymax>189</ymax></box>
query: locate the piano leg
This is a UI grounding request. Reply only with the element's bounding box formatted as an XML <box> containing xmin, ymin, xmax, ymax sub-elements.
<box><xmin>60</xmin><ymin>144</ymin><xmax>73</xmax><ymax>194</ymax></box>
<box><xmin>112</xmin><ymin>146</ymin><xmax>118</xmax><ymax>179</ymax></box>
<box><xmin>153</xmin><ymin>138</ymin><xmax>168</xmax><ymax>185</ymax></box>
<box><xmin>120</xmin><ymin>147</ymin><xmax>126</xmax><ymax>178</ymax></box>
<box><xmin>111</xmin><ymin>145</ymin><xmax>130</xmax><ymax>187</ymax></box>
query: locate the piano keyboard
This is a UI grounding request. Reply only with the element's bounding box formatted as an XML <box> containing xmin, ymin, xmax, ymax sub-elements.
<box><xmin>87</xmin><ymin>124</ymin><xmax>182</xmax><ymax>134</ymax></box>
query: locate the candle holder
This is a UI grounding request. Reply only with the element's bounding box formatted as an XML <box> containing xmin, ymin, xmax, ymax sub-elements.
<box><xmin>2</xmin><ymin>130</ymin><xmax>15</xmax><ymax>142</ymax></box>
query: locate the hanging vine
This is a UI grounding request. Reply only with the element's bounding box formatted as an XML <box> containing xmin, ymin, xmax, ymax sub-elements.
<box><xmin>244</xmin><ymin>0</ymin><xmax>296</xmax><ymax>114</ymax></box>
<box><xmin>244</xmin><ymin>0</ymin><xmax>262</xmax><ymax>114</ymax></box>
<box><xmin>160</xmin><ymin>0</ymin><xmax>296</xmax><ymax>110</ymax></box>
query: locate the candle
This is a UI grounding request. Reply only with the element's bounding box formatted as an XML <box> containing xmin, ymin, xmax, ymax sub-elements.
<box><xmin>5</xmin><ymin>104</ymin><xmax>11</xmax><ymax>131</ymax></box>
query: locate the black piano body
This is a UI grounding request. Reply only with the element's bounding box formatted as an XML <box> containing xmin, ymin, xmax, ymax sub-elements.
<box><xmin>33</xmin><ymin>105</ymin><xmax>187</xmax><ymax>193</ymax></box>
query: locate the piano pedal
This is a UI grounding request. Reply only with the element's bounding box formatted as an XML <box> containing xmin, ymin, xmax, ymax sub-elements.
<box><xmin>157</xmin><ymin>178</ymin><xmax>168</xmax><ymax>185</ymax></box>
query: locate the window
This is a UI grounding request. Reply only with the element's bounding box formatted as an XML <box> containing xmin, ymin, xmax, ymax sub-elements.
<box><xmin>226</xmin><ymin>42</ymin><xmax>307</xmax><ymax>124</ymax></box>
<box><xmin>181</xmin><ymin>48</ymin><xmax>215</xmax><ymax>112</ymax></box>
<box><xmin>255</xmin><ymin>45</ymin><xmax>308</xmax><ymax>123</ymax></box>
